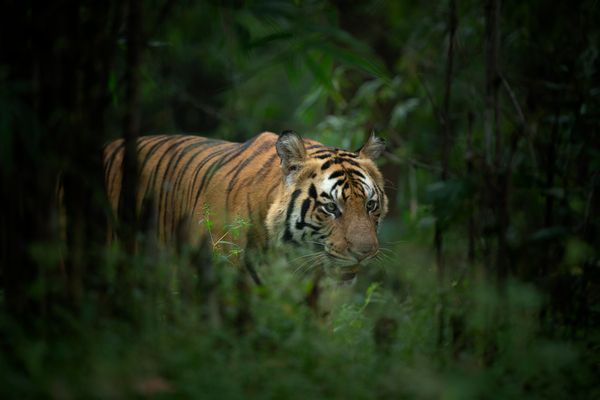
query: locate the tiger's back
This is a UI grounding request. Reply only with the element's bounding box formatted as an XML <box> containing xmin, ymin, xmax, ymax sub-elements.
<box><xmin>104</xmin><ymin>132</ymin><xmax>291</xmax><ymax>247</ymax></box>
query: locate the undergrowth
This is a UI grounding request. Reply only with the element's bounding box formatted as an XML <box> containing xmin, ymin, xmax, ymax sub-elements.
<box><xmin>0</xmin><ymin>219</ymin><xmax>597</xmax><ymax>399</ymax></box>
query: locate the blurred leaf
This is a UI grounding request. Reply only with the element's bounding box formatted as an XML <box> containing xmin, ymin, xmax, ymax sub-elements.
<box><xmin>304</xmin><ymin>52</ymin><xmax>334</xmax><ymax>92</ymax></box>
<box><xmin>529</xmin><ymin>226</ymin><xmax>569</xmax><ymax>242</ymax></box>
<box><xmin>390</xmin><ymin>98</ymin><xmax>420</xmax><ymax>127</ymax></box>
<box><xmin>249</xmin><ymin>31</ymin><xmax>294</xmax><ymax>48</ymax></box>
<box><xmin>425</xmin><ymin>179</ymin><xmax>468</xmax><ymax>226</ymax></box>
<box><xmin>351</xmin><ymin>78</ymin><xmax>384</xmax><ymax>106</ymax></box>
<box><xmin>312</xmin><ymin>42</ymin><xmax>390</xmax><ymax>81</ymax></box>
<box><xmin>565</xmin><ymin>239</ymin><xmax>595</xmax><ymax>265</ymax></box>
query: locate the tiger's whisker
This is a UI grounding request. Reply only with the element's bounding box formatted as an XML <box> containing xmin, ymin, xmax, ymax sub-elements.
<box><xmin>302</xmin><ymin>254</ymin><xmax>327</xmax><ymax>275</ymax></box>
<box><xmin>294</xmin><ymin>257</ymin><xmax>319</xmax><ymax>275</ymax></box>
<box><xmin>289</xmin><ymin>251</ymin><xmax>324</xmax><ymax>263</ymax></box>
<box><xmin>293</xmin><ymin>253</ymin><xmax>326</xmax><ymax>276</ymax></box>
<box><xmin>378</xmin><ymin>247</ymin><xmax>397</xmax><ymax>254</ymax></box>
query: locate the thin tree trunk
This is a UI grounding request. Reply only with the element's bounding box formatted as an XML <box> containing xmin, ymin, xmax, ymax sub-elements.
<box><xmin>119</xmin><ymin>0</ymin><xmax>143</xmax><ymax>251</ymax></box>
<box><xmin>435</xmin><ymin>0</ymin><xmax>457</xmax><ymax>348</ymax></box>
<box><xmin>467</xmin><ymin>112</ymin><xmax>475</xmax><ymax>269</ymax></box>
<box><xmin>484</xmin><ymin>0</ymin><xmax>505</xmax><ymax>284</ymax></box>
<box><xmin>63</xmin><ymin>3</ymin><xmax>117</xmax><ymax>306</ymax></box>
<box><xmin>483</xmin><ymin>0</ymin><xmax>507</xmax><ymax>365</ymax></box>
<box><xmin>484</xmin><ymin>0</ymin><xmax>501</xmax><ymax>167</ymax></box>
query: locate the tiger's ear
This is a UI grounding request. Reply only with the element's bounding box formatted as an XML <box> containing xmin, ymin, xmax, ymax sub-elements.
<box><xmin>276</xmin><ymin>130</ymin><xmax>307</xmax><ymax>175</ymax></box>
<box><xmin>356</xmin><ymin>132</ymin><xmax>386</xmax><ymax>160</ymax></box>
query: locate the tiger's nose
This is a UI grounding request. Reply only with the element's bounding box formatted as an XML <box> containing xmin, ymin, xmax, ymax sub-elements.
<box><xmin>350</xmin><ymin>242</ymin><xmax>378</xmax><ymax>262</ymax></box>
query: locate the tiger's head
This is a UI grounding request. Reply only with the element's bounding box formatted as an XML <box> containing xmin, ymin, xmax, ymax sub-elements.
<box><xmin>266</xmin><ymin>131</ymin><xmax>388</xmax><ymax>281</ymax></box>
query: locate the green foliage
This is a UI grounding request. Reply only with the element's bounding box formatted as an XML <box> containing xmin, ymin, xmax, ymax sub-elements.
<box><xmin>1</xmin><ymin>237</ymin><xmax>596</xmax><ymax>399</ymax></box>
<box><xmin>201</xmin><ymin>205</ymin><xmax>252</xmax><ymax>262</ymax></box>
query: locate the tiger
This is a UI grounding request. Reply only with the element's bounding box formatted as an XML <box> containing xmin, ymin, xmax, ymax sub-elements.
<box><xmin>103</xmin><ymin>131</ymin><xmax>388</xmax><ymax>282</ymax></box>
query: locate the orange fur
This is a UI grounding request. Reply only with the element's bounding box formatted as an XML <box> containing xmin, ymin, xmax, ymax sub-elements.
<box><xmin>104</xmin><ymin>131</ymin><xmax>388</xmax><ymax>277</ymax></box>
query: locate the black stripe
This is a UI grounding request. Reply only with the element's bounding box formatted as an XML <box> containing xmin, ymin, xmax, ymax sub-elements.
<box><xmin>309</xmin><ymin>184</ymin><xmax>317</xmax><ymax>199</ymax></box>
<box><xmin>342</xmin><ymin>182</ymin><xmax>350</xmax><ymax>202</ymax></box>
<box><xmin>265</xmin><ymin>181</ymin><xmax>281</xmax><ymax>200</ymax></box>
<box><xmin>346</xmin><ymin>169</ymin><xmax>366</xmax><ymax>179</ymax></box>
<box><xmin>344</xmin><ymin>158</ymin><xmax>360</xmax><ymax>167</ymax></box>
<box><xmin>299</xmin><ymin>198</ymin><xmax>310</xmax><ymax>224</ymax></box>
<box><xmin>183</xmin><ymin>143</ymin><xmax>232</xmax><ymax>209</ymax></box>
<box><xmin>252</xmin><ymin>153</ymin><xmax>278</xmax><ymax>183</ymax></box>
<box><xmin>331</xmin><ymin>179</ymin><xmax>345</xmax><ymax>191</ymax></box>
<box><xmin>104</xmin><ymin>141</ymin><xmax>125</xmax><ymax>187</ymax></box>
<box><xmin>145</xmin><ymin>136</ymin><xmax>195</xmax><ymax>205</ymax></box>
<box><xmin>192</xmin><ymin>160</ymin><xmax>225</xmax><ymax>213</ymax></box>
<box><xmin>107</xmin><ymin>144</ymin><xmax>126</xmax><ymax>199</ymax></box>
<box><xmin>170</xmin><ymin>139</ymin><xmax>220</xmax><ymax>217</ymax></box>
<box><xmin>137</xmin><ymin>136</ymin><xmax>173</xmax><ymax>172</ymax></box>
<box><xmin>157</xmin><ymin>138</ymin><xmax>201</xmax><ymax>192</ymax></box>
<box><xmin>197</xmin><ymin>136</ymin><xmax>261</xmax><ymax>197</ymax></box>
<box><xmin>311</xmin><ymin>148</ymin><xmax>334</xmax><ymax>155</ymax></box>
<box><xmin>246</xmin><ymin>192</ymin><xmax>253</xmax><ymax>223</ymax></box>
<box><xmin>103</xmin><ymin>140</ymin><xmax>123</xmax><ymax>170</ymax></box>
<box><xmin>106</xmin><ymin>136</ymin><xmax>164</xmax><ymax>210</ymax></box>
<box><xmin>159</xmin><ymin>137</ymin><xmax>214</xmax><ymax>238</ymax></box>
<box><xmin>190</xmin><ymin>144</ymin><xmax>238</xmax><ymax>213</ymax></box>
<box><xmin>356</xmin><ymin>185</ymin><xmax>366</xmax><ymax>197</ymax></box>
<box><xmin>225</xmin><ymin>140</ymin><xmax>272</xmax><ymax>206</ymax></box>
<box><xmin>147</xmin><ymin>137</ymin><xmax>197</xmax><ymax>239</ymax></box>
<box><xmin>135</xmin><ymin>135</ymin><xmax>178</xmax><ymax>199</ymax></box>
<box><xmin>339</xmin><ymin>152</ymin><xmax>358</xmax><ymax>158</ymax></box>
<box><xmin>283</xmin><ymin>189</ymin><xmax>301</xmax><ymax>242</ymax></box>
<box><xmin>114</xmin><ymin>135</ymin><xmax>173</xmax><ymax>210</ymax></box>
<box><xmin>321</xmin><ymin>157</ymin><xmax>359</xmax><ymax>170</ymax></box>
<box><xmin>296</xmin><ymin>198</ymin><xmax>319</xmax><ymax>230</ymax></box>
<box><xmin>223</xmin><ymin>135</ymin><xmax>260</xmax><ymax>164</ymax></box>
<box><xmin>191</xmin><ymin>136</ymin><xmax>261</xmax><ymax>213</ymax></box>
<box><xmin>138</xmin><ymin>135</ymin><xmax>170</xmax><ymax>157</ymax></box>
<box><xmin>329</xmin><ymin>170</ymin><xmax>345</xmax><ymax>179</ymax></box>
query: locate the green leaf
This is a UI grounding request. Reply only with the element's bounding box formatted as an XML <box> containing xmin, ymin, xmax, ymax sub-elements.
<box><xmin>312</xmin><ymin>42</ymin><xmax>390</xmax><ymax>81</ymax></box>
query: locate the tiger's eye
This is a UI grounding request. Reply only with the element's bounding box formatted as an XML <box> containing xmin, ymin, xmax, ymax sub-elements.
<box><xmin>325</xmin><ymin>203</ymin><xmax>338</xmax><ymax>214</ymax></box>
<box><xmin>366</xmin><ymin>199</ymin><xmax>377</xmax><ymax>212</ymax></box>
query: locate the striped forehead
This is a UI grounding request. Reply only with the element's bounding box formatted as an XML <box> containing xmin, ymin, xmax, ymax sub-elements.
<box><xmin>317</xmin><ymin>162</ymin><xmax>376</xmax><ymax>201</ymax></box>
<box><xmin>307</xmin><ymin>147</ymin><xmax>377</xmax><ymax>197</ymax></box>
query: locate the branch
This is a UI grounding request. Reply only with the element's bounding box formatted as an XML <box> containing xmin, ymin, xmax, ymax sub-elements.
<box><xmin>416</xmin><ymin>71</ymin><xmax>444</xmax><ymax>126</ymax></box>
<box><xmin>500</xmin><ymin>74</ymin><xmax>538</xmax><ymax>171</ymax></box>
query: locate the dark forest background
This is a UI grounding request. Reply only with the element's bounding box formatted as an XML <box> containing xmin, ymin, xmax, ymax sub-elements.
<box><xmin>1</xmin><ymin>0</ymin><xmax>599</xmax><ymax>398</ymax></box>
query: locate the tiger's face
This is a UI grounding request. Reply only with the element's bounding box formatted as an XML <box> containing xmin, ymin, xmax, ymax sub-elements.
<box><xmin>267</xmin><ymin>131</ymin><xmax>388</xmax><ymax>281</ymax></box>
